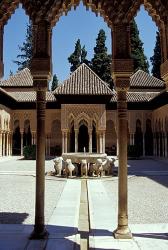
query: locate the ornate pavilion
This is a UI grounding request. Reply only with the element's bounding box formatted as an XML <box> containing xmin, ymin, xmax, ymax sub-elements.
<box><xmin>0</xmin><ymin>63</ymin><xmax>167</xmax><ymax>158</ymax></box>
<box><xmin>0</xmin><ymin>0</ymin><xmax>168</xmax><ymax>240</ymax></box>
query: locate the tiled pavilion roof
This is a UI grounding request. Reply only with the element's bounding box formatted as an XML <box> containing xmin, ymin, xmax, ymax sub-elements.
<box><xmin>110</xmin><ymin>91</ymin><xmax>160</xmax><ymax>103</ymax></box>
<box><xmin>0</xmin><ymin>68</ymin><xmax>33</xmax><ymax>87</ymax></box>
<box><xmin>130</xmin><ymin>70</ymin><xmax>165</xmax><ymax>89</ymax></box>
<box><xmin>9</xmin><ymin>91</ymin><xmax>56</xmax><ymax>102</ymax></box>
<box><xmin>53</xmin><ymin>63</ymin><xmax>113</xmax><ymax>96</ymax></box>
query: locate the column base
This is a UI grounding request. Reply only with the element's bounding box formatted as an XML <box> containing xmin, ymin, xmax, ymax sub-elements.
<box><xmin>113</xmin><ymin>226</ymin><xmax>132</xmax><ymax>239</ymax></box>
<box><xmin>29</xmin><ymin>227</ymin><xmax>49</xmax><ymax>240</ymax></box>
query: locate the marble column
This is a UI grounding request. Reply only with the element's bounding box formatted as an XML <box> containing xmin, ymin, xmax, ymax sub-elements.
<box><xmin>62</xmin><ymin>132</ymin><xmax>65</xmax><ymax>154</ymax></box>
<box><xmin>89</xmin><ymin>130</ymin><xmax>92</xmax><ymax>153</ymax></box>
<box><xmin>143</xmin><ymin>133</ymin><xmax>145</xmax><ymax>157</ymax></box>
<box><xmin>2</xmin><ymin>132</ymin><xmax>5</xmax><ymax>156</ymax></box>
<box><xmin>96</xmin><ymin>133</ymin><xmax>99</xmax><ymax>153</ymax></box>
<box><xmin>99</xmin><ymin>133</ymin><xmax>103</xmax><ymax>153</ymax></box>
<box><xmin>30</xmin><ymin>88</ymin><xmax>48</xmax><ymax>239</ymax></box>
<box><xmin>103</xmin><ymin>131</ymin><xmax>105</xmax><ymax>153</ymax></box>
<box><xmin>75</xmin><ymin>130</ymin><xmax>78</xmax><ymax>153</ymax></box>
<box><xmin>6</xmin><ymin>132</ymin><xmax>9</xmax><ymax>156</ymax></box>
<box><xmin>21</xmin><ymin>132</ymin><xmax>23</xmax><ymax>156</ymax></box>
<box><xmin>165</xmin><ymin>133</ymin><xmax>168</xmax><ymax>157</ymax></box>
<box><xmin>65</xmin><ymin>132</ymin><xmax>68</xmax><ymax>153</ymax></box>
<box><xmin>114</xmin><ymin>89</ymin><xmax>132</xmax><ymax>239</ymax></box>
<box><xmin>0</xmin><ymin>131</ymin><xmax>2</xmax><ymax>157</ymax></box>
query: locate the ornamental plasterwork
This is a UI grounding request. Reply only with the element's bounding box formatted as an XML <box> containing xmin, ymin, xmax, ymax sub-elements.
<box><xmin>61</xmin><ymin>104</ymin><xmax>106</xmax><ymax>131</ymax></box>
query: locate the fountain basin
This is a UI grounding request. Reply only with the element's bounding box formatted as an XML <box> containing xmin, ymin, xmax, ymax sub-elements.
<box><xmin>62</xmin><ymin>152</ymin><xmax>107</xmax><ymax>163</ymax></box>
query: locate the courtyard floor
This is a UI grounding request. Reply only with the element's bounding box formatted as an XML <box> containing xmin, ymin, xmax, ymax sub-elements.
<box><xmin>0</xmin><ymin>157</ymin><xmax>168</xmax><ymax>249</ymax></box>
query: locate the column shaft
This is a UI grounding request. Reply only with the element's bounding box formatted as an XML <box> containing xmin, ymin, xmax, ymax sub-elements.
<box><xmin>62</xmin><ymin>132</ymin><xmax>65</xmax><ymax>154</ymax></box>
<box><xmin>89</xmin><ymin>132</ymin><xmax>92</xmax><ymax>153</ymax></box>
<box><xmin>0</xmin><ymin>132</ymin><xmax>2</xmax><ymax>157</ymax></box>
<box><xmin>32</xmin><ymin>89</ymin><xmax>47</xmax><ymax>237</ymax></box>
<box><xmin>75</xmin><ymin>130</ymin><xmax>78</xmax><ymax>153</ymax></box>
<box><xmin>114</xmin><ymin>90</ymin><xmax>132</xmax><ymax>239</ymax></box>
<box><xmin>65</xmin><ymin>132</ymin><xmax>68</xmax><ymax>153</ymax></box>
<box><xmin>21</xmin><ymin>132</ymin><xmax>23</xmax><ymax>156</ymax></box>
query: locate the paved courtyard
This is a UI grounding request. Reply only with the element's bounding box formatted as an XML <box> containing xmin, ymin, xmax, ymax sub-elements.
<box><xmin>0</xmin><ymin>157</ymin><xmax>168</xmax><ymax>249</ymax></box>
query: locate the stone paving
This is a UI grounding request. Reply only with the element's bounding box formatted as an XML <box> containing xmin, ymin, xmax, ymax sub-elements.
<box><xmin>0</xmin><ymin>157</ymin><xmax>168</xmax><ymax>249</ymax></box>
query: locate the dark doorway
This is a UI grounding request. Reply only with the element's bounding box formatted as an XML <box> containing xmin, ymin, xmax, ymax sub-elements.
<box><xmin>12</xmin><ymin>120</ymin><xmax>21</xmax><ymax>155</ymax></box>
<box><xmin>145</xmin><ymin>119</ymin><xmax>153</xmax><ymax>156</ymax></box>
<box><xmin>23</xmin><ymin>120</ymin><xmax>32</xmax><ymax>147</ymax></box>
<box><xmin>78</xmin><ymin>124</ymin><xmax>89</xmax><ymax>152</ymax></box>
<box><xmin>134</xmin><ymin>119</ymin><xmax>143</xmax><ymax>156</ymax></box>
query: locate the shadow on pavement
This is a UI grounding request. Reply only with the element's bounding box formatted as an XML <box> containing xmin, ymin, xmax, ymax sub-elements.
<box><xmin>133</xmin><ymin>232</ymin><xmax>168</xmax><ymax>240</ymax></box>
<box><xmin>0</xmin><ymin>212</ymin><xmax>29</xmax><ymax>224</ymax></box>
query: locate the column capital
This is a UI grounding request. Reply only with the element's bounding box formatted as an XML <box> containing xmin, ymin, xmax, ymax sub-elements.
<box><xmin>30</xmin><ymin>20</ymin><xmax>52</xmax><ymax>80</ymax></box>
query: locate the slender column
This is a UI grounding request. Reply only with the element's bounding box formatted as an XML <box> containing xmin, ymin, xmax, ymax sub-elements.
<box><xmin>103</xmin><ymin>131</ymin><xmax>105</xmax><ymax>153</ymax></box>
<box><xmin>0</xmin><ymin>131</ymin><xmax>2</xmax><ymax>157</ymax></box>
<box><xmin>2</xmin><ymin>132</ymin><xmax>5</xmax><ymax>156</ymax></box>
<box><xmin>143</xmin><ymin>133</ymin><xmax>145</xmax><ymax>157</ymax></box>
<box><xmin>114</xmin><ymin>89</ymin><xmax>132</xmax><ymax>238</ymax></box>
<box><xmin>48</xmin><ymin>135</ymin><xmax>51</xmax><ymax>157</ymax></box>
<box><xmin>6</xmin><ymin>132</ymin><xmax>9</xmax><ymax>156</ymax></box>
<box><xmin>62</xmin><ymin>132</ymin><xmax>65</xmax><ymax>154</ymax></box>
<box><xmin>0</xmin><ymin>26</ymin><xmax>4</xmax><ymax>78</ymax></box>
<box><xmin>21</xmin><ymin>132</ymin><xmax>23</xmax><ymax>156</ymax></box>
<box><xmin>9</xmin><ymin>133</ymin><xmax>12</xmax><ymax>156</ymax></box>
<box><xmin>165</xmin><ymin>133</ymin><xmax>168</xmax><ymax>158</ymax></box>
<box><xmin>96</xmin><ymin>133</ymin><xmax>99</xmax><ymax>153</ymax></box>
<box><xmin>30</xmin><ymin>19</ymin><xmax>52</xmax><ymax>239</ymax></box>
<box><xmin>65</xmin><ymin>132</ymin><xmax>68</xmax><ymax>153</ymax></box>
<box><xmin>30</xmin><ymin>88</ymin><xmax>48</xmax><ymax>239</ymax></box>
<box><xmin>112</xmin><ymin>23</ymin><xmax>133</xmax><ymax>239</ymax></box>
<box><xmin>99</xmin><ymin>133</ymin><xmax>102</xmax><ymax>153</ymax></box>
<box><xmin>75</xmin><ymin>130</ymin><xmax>78</xmax><ymax>153</ymax></box>
<box><xmin>89</xmin><ymin>130</ymin><xmax>92</xmax><ymax>153</ymax></box>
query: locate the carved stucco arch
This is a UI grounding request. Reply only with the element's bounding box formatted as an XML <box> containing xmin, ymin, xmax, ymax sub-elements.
<box><xmin>0</xmin><ymin>0</ymin><xmax>167</xmax><ymax>28</ymax></box>
<box><xmin>76</xmin><ymin>112</ymin><xmax>91</xmax><ymax>130</ymax></box>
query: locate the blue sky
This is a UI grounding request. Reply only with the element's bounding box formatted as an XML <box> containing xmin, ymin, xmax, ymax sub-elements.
<box><xmin>3</xmin><ymin>3</ymin><xmax>158</xmax><ymax>82</ymax></box>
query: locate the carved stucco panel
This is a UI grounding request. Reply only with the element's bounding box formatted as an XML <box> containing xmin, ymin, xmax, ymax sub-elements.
<box><xmin>61</xmin><ymin>104</ymin><xmax>106</xmax><ymax>131</ymax></box>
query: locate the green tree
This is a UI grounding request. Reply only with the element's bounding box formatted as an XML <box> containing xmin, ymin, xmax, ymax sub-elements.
<box><xmin>51</xmin><ymin>74</ymin><xmax>59</xmax><ymax>91</ymax></box>
<box><xmin>150</xmin><ymin>31</ymin><xmax>162</xmax><ymax>79</ymax></box>
<box><xmin>68</xmin><ymin>39</ymin><xmax>82</xmax><ymax>72</ymax></box>
<box><xmin>130</xmin><ymin>19</ymin><xmax>149</xmax><ymax>73</ymax></box>
<box><xmin>68</xmin><ymin>39</ymin><xmax>90</xmax><ymax>72</ymax></box>
<box><xmin>91</xmin><ymin>29</ymin><xmax>113</xmax><ymax>88</ymax></box>
<box><xmin>13</xmin><ymin>22</ymin><xmax>33</xmax><ymax>71</ymax></box>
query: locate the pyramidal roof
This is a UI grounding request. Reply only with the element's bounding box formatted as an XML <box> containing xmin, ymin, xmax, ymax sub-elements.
<box><xmin>130</xmin><ymin>70</ymin><xmax>165</xmax><ymax>89</ymax></box>
<box><xmin>0</xmin><ymin>68</ymin><xmax>33</xmax><ymax>87</ymax></box>
<box><xmin>53</xmin><ymin>63</ymin><xmax>113</xmax><ymax>95</ymax></box>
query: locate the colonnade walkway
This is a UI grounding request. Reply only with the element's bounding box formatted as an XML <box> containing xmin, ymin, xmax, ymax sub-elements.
<box><xmin>0</xmin><ymin>158</ymin><xmax>168</xmax><ymax>250</ymax></box>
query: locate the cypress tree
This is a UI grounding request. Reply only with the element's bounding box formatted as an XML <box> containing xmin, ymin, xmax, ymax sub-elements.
<box><xmin>150</xmin><ymin>31</ymin><xmax>162</xmax><ymax>79</ymax></box>
<box><xmin>130</xmin><ymin>19</ymin><xmax>149</xmax><ymax>73</ymax></box>
<box><xmin>68</xmin><ymin>39</ymin><xmax>82</xmax><ymax>72</ymax></box>
<box><xmin>14</xmin><ymin>22</ymin><xmax>33</xmax><ymax>71</ymax></box>
<box><xmin>91</xmin><ymin>29</ymin><xmax>113</xmax><ymax>89</ymax></box>
<box><xmin>68</xmin><ymin>40</ymin><xmax>90</xmax><ymax>72</ymax></box>
<box><xmin>51</xmin><ymin>74</ymin><xmax>59</xmax><ymax>91</ymax></box>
